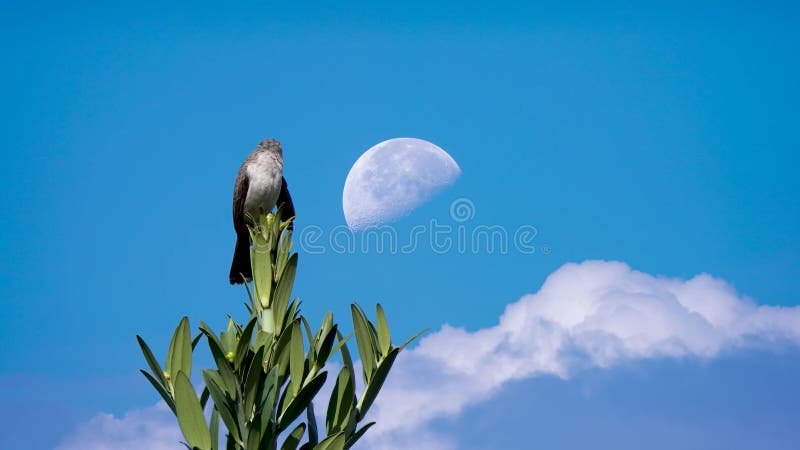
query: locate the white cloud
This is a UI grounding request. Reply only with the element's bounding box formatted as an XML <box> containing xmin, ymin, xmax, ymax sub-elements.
<box><xmin>55</xmin><ymin>402</ymin><xmax>182</xmax><ymax>450</ymax></box>
<box><xmin>361</xmin><ymin>260</ymin><xmax>800</xmax><ymax>448</ymax></box>
<box><xmin>59</xmin><ymin>260</ymin><xmax>800</xmax><ymax>450</ymax></box>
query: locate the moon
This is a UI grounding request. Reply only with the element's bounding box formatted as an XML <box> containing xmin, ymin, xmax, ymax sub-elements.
<box><xmin>343</xmin><ymin>138</ymin><xmax>461</xmax><ymax>230</ymax></box>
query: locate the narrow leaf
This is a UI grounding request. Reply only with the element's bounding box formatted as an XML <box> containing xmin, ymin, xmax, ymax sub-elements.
<box><xmin>174</xmin><ymin>371</ymin><xmax>211</xmax><ymax>450</ymax></box>
<box><xmin>278</xmin><ymin>372</ymin><xmax>328</xmax><ymax>432</ymax></box>
<box><xmin>276</xmin><ymin>226</ymin><xmax>294</xmax><ymax>280</ymax></box>
<box><xmin>326</xmin><ymin>367</ymin><xmax>354</xmax><ymax>435</ymax></box>
<box><xmin>136</xmin><ymin>336</ymin><xmax>167</xmax><ymax>387</ymax></box>
<box><xmin>202</xmin><ymin>371</ymin><xmax>241</xmax><ymax>444</ymax></box>
<box><xmin>289</xmin><ymin>322</ymin><xmax>305</xmax><ymax>396</ymax></box>
<box><xmin>314</xmin><ymin>432</ymin><xmax>345</xmax><ymax>450</ymax></box>
<box><xmin>400</xmin><ymin>328</ymin><xmax>430</xmax><ymax>350</ymax></box>
<box><xmin>315</xmin><ymin>324</ymin><xmax>338</xmax><ymax>368</ymax></box>
<box><xmin>243</xmin><ymin>346</ymin><xmax>266</xmax><ymax>418</ymax></box>
<box><xmin>140</xmin><ymin>369</ymin><xmax>175</xmax><ymax>414</ymax></box>
<box><xmin>301</xmin><ymin>316</ymin><xmax>317</xmax><ymax>363</ymax></box>
<box><xmin>260</xmin><ymin>366</ymin><xmax>280</xmax><ymax>421</ymax></box>
<box><xmin>350</xmin><ymin>304</ymin><xmax>377</xmax><ymax>384</ymax></box>
<box><xmin>251</xmin><ymin>242</ymin><xmax>273</xmax><ymax>309</ymax></box>
<box><xmin>306</xmin><ymin>402</ymin><xmax>319</xmax><ymax>447</ymax></box>
<box><xmin>335</xmin><ymin>331</ymin><xmax>354</xmax><ymax>371</ymax></box>
<box><xmin>242</xmin><ymin>276</ymin><xmax>256</xmax><ymax>309</ymax></box>
<box><xmin>329</xmin><ymin>333</ymin><xmax>353</xmax><ymax>364</ymax></box>
<box><xmin>234</xmin><ymin>316</ymin><xmax>258</xmax><ymax>371</ymax></box>
<box><xmin>246</xmin><ymin>418</ymin><xmax>262</xmax><ymax>450</ymax></box>
<box><xmin>281</xmin><ymin>423</ymin><xmax>306</xmax><ymax>450</ymax></box>
<box><xmin>283</xmin><ymin>298</ymin><xmax>301</xmax><ymax>333</ymax></box>
<box><xmin>357</xmin><ymin>347</ymin><xmax>400</xmax><ymax>420</ymax></box>
<box><xmin>167</xmin><ymin>317</ymin><xmax>192</xmax><ymax>382</ymax></box>
<box><xmin>199</xmin><ymin>324</ymin><xmax>238</xmax><ymax>398</ymax></box>
<box><xmin>200</xmin><ymin>386</ymin><xmax>210</xmax><ymax>410</ymax></box>
<box><xmin>209</xmin><ymin>409</ymin><xmax>220</xmax><ymax>450</ymax></box>
<box><xmin>192</xmin><ymin>332</ymin><xmax>203</xmax><ymax>350</ymax></box>
<box><xmin>375</xmin><ymin>304</ymin><xmax>391</xmax><ymax>355</ymax></box>
<box><xmin>273</xmin><ymin>253</ymin><xmax>298</xmax><ymax>324</ymax></box>
<box><xmin>344</xmin><ymin>422</ymin><xmax>375</xmax><ymax>449</ymax></box>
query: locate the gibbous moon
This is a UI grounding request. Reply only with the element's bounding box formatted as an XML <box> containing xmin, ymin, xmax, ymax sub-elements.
<box><xmin>343</xmin><ymin>138</ymin><xmax>461</xmax><ymax>230</ymax></box>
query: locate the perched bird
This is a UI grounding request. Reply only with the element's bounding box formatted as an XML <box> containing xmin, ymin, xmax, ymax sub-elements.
<box><xmin>229</xmin><ymin>138</ymin><xmax>295</xmax><ymax>284</ymax></box>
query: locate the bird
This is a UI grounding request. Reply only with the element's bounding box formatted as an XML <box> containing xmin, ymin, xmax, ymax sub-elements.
<box><xmin>229</xmin><ymin>138</ymin><xmax>295</xmax><ymax>284</ymax></box>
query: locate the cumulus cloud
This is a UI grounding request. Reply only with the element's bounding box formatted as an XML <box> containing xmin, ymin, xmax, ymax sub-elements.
<box><xmin>59</xmin><ymin>260</ymin><xmax>800</xmax><ymax>450</ymax></box>
<box><xmin>55</xmin><ymin>402</ymin><xmax>182</xmax><ymax>450</ymax></box>
<box><xmin>361</xmin><ymin>260</ymin><xmax>800</xmax><ymax>448</ymax></box>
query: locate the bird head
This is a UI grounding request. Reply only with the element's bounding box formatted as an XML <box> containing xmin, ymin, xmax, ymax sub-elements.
<box><xmin>257</xmin><ymin>138</ymin><xmax>282</xmax><ymax>156</ymax></box>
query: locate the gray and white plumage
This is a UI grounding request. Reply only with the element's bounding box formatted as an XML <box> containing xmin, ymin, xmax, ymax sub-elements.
<box><xmin>229</xmin><ymin>138</ymin><xmax>295</xmax><ymax>284</ymax></box>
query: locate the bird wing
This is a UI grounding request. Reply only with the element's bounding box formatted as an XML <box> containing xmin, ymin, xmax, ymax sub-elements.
<box><xmin>277</xmin><ymin>176</ymin><xmax>296</xmax><ymax>228</ymax></box>
<box><xmin>233</xmin><ymin>165</ymin><xmax>250</xmax><ymax>233</ymax></box>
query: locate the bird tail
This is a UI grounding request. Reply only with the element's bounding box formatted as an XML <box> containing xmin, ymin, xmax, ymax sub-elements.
<box><xmin>229</xmin><ymin>234</ymin><xmax>252</xmax><ymax>284</ymax></box>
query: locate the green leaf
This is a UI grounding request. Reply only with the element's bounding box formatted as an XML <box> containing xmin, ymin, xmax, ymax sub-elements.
<box><xmin>357</xmin><ymin>347</ymin><xmax>400</xmax><ymax>420</ymax></box>
<box><xmin>326</xmin><ymin>367</ymin><xmax>355</xmax><ymax>435</ymax></box>
<box><xmin>252</xmin><ymin>240</ymin><xmax>273</xmax><ymax>309</ymax></box>
<box><xmin>243</xmin><ymin>346</ymin><xmax>266</xmax><ymax>418</ymax></box>
<box><xmin>276</xmin><ymin>225</ymin><xmax>294</xmax><ymax>279</ymax></box>
<box><xmin>209</xmin><ymin>409</ymin><xmax>220</xmax><ymax>450</ymax></box>
<box><xmin>344</xmin><ymin>422</ymin><xmax>375</xmax><ymax>449</ymax></box>
<box><xmin>260</xmin><ymin>366</ymin><xmax>280</xmax><ymax>422</ymax></box>
<box><xmin>137</xmin><ymin>335</ymin><xmax>167</xmax><ymax>387</ymax></box>
<box><xmin>367</xmin><ymin>321</ymin><xmax>380</xmax><ymax>354</ymax></box>
<box><xmin>301</xmin><ymin>316</ymin><xmax>317</xmax><ymax>363</ymax></box>
<box><xmin>314</xmin><ymin>432</ymin><xmax>345</xmax><ymax>450</ymax></box>
<box><xmin>289</xmin><ymin>322</ymin><xmax>305</xmax><ymax>396</ymax></box>
<box><xmin>269</xmin><ymin>318</ymin><xmax>297</xmax><ymax>369</ymax></box>
<box><xmin>242</xmin><ymin>275</ymin><xmax>256</xmax><ymax>309</ymax></box>
<box><xmin>234</xmin><ymin>316</ymin><xmax>258</xmax><ymax>371</ymax></box>
<box><xmin>200</xmin><ymin>386</ymin><xmax>210</xmax><ymax>410</ymax></box>
<box><xmin>273</xmin><ymin>253</ymin><xmax>298</xmax><ymax>326</ymax></box>
<box><xmin>328</xmin><ymin>333</ymin><xmax>353</xmax><ymax>364</ymax></box>
<box><xmin>139</xmin><ymin>369</ymin><xmax>175</xmax><ymax>414</ymax></box>
<box><xmin>306</xmin><ymin>402</ymin><xmax>319</xmax><ymax>447</ymax></box>
<box><xmin>254</xmin><ymin>329</ymin><xmax>272</xmax><ymax>351</ymax></box>
<box><xmin>220</xmin><ymin>317</ymin><xmax>241</xmax><ymax>356</ymax></box>
<box><xmin>225</xmin><ymin>434</ymin><xmax>238</xmax><ymax>450</ymax></box>
<box><xmin>314</xmin><ymin>312</ymin><xmax>333</xmax><ymax>348</ymax></box>
<box><xmin>281</xmin><ymin>423</ymin><xmax>306</xmax><ymax>450</ymax></box>
<box><xmin>167</xmin><ymin>317</ymin><xmax>192</xmax><ymax>383</ymax></box>
<box><xmin>350</xmin><ymin>304</ymin><xmax>377</xmax><ymax>384</ymax></box>
<box><xmin>202</xmin><ymin>370</ymin><xmax>241</xmax><ymax>444</ymax></box>
<box><xmin>314</xmin><ymin>324</ymin><xmax>338</xmax><ymax>369</ymax></box>
<box><xmin>283</xmin><ymin>298</ymin><xmax>301</xmax><ymax>333</ymax></box>
<box><xmin>278</xmin><ymin>372</ymin><xmax>328</xmax><ymax>432</ymax></box>
<box><xmin>335</xmin><ymin>331</ymin><xmax>355</xmax><ymax>372</ymax></box>
<box><xmin>199</xmin><ymin>323</ymin><xmax>238</xmax><ymax>398</ymax></box>
<box><xmin>174</xmin><ymin>371</ymin><xmax>211</xmax><ymax>450</ymax></box>
<box><xmin>198</xmin><ymin>322</ymin><xmax>224</xmax><ymax>353</ymax></box>
<box><xmin>192</xmin><ymin>332</ymin><xmax>203</xmax><ymax>351</ymax></box>
<box><xmin>375</xmin><ymin>304</ymin><xmax>391</xmax><ymax>355</ymax></box>
<box><xmin>256</xmin><ymin>410</ymin><xmax>274</xmax><ymax>450</ymax></box>
<box><xmin>400</xmin><ymin>328</ymin><xmax>430</xmax><ymax>350</ymax></box>
<box><xmin>246</xmin><ymin>417</ymin><xmax>262</xmax><ymax>450</ymax></box>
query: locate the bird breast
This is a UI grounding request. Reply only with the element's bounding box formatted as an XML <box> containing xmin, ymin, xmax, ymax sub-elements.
<box><xmin>244</xmin><ymin>152</ymin><xmax>283</xmax><ymax>214</ymax></box>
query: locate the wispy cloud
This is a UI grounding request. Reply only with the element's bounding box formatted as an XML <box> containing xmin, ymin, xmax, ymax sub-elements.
<box><xmin>58</xmin><ymin>260</ymin><xmax>800</xmax><ymax>450</ymax></box>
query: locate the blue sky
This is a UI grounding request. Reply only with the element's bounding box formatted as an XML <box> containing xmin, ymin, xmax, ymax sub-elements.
<box><xmin>1</xmin><ymin>2</ymin><xmax>799</xmax><ymax>449</ymax></box>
